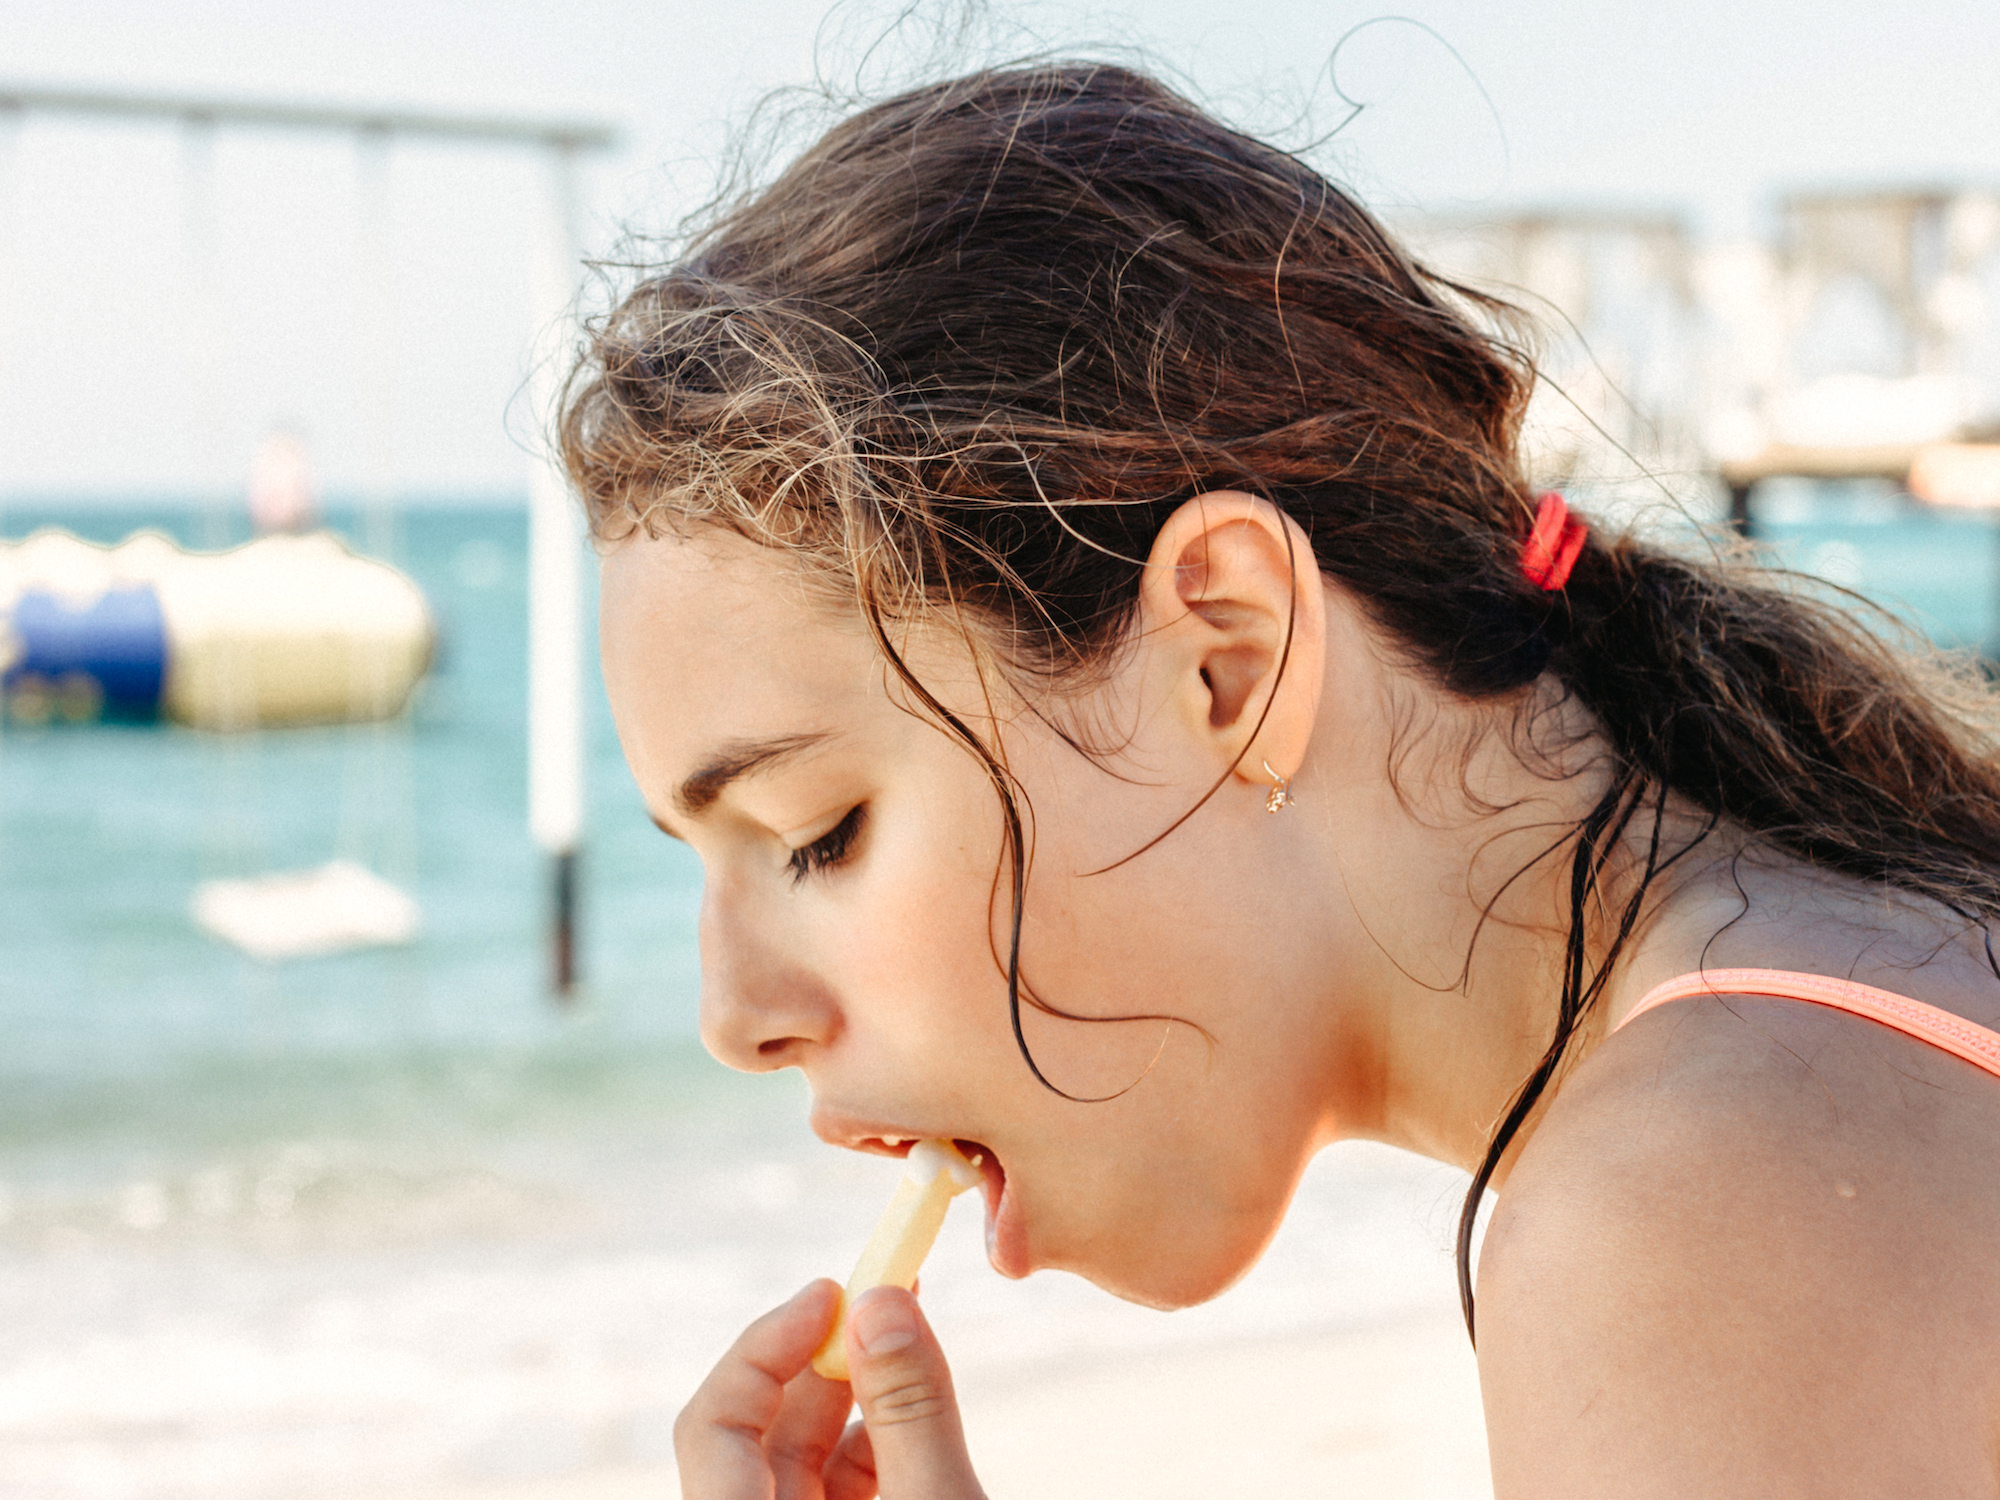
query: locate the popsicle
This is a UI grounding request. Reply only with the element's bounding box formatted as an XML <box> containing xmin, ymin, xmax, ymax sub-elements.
<box><xmin>811</xmin><ymin>1138</ymin><xmax>983</xmax><ymax>1380</ymax></box>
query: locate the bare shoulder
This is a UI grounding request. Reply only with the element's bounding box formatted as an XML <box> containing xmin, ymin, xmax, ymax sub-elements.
<box><xmin>1476</xmin><ymin>993</ymin><xmax>2000</xmax><ymax>1499</ymax></box>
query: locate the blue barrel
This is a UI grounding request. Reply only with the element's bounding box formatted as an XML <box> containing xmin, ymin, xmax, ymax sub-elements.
<box><xmin>4</xmin><ymin>586</ymin><xmax>169</xmax><ymax>721</ymax></box>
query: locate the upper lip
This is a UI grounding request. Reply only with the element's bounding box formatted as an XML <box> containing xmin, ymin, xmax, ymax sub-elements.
<box><xmin>811</xmin><ymin>1110</ymin><xmax>944</xmax><ymax>1157</ymax></box>
<box><xmin>811</xmin><ymin>1111</ymin><xmax>1000</xmax><ymax>1172</ymax></box>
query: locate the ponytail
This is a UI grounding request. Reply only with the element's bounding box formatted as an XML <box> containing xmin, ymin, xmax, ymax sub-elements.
<box><xmin>1454</xmin><ymin>535</ymin><xmax>2000</xmax><ymax>1337</ymax></box>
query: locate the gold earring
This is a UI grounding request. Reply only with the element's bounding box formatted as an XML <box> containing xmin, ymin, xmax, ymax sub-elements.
<box><xmin>1263</xmin><ymin>760</ymin><xmax>1295</xmax><ymax>813</ymax></box>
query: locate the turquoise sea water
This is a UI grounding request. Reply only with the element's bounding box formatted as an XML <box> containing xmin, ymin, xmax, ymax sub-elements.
<box><xmin>0</xmin><ymin>503</ymin><xmax>714</xmax><ymax>1190</ymax></box>
<box><xmin>1748</xmin><ymin>478</ymin><xmax>2000</xmax><ymax>653</ymax></box>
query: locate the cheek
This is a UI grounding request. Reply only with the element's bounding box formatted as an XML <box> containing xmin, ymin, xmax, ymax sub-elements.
<box><xmin>821</xmin><ymin>774</ymin><xmax>1239</xmax><ymax>1106</ymax></box>
<box><xmin>1008</xmin><ymin>821</ymin><xmax>1276</xmax><ymax>1100</ymax></box>
<box><xmin>816</xmin><ymin>783</ymin><xmax>1022</xmax><ymax>1069</ymax></box>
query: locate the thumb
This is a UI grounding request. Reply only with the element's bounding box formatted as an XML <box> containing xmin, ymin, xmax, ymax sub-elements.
<box><xmin>844</xmin><ymin>1286</ymin><xmax>985</xmax><ymax>1499</ymax></box>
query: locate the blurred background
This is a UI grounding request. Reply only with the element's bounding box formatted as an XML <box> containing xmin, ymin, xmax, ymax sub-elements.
<box><xmin>1</xmin><ymin>3</ymin><xmax>1996</xmax><ymax>1496</ymax></box>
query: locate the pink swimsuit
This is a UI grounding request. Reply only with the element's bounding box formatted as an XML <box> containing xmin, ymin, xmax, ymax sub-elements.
<box><xmin>1614</xmin><ymin>967</ymin><xmax>2000</xmax><ymax>1078</ymax></box>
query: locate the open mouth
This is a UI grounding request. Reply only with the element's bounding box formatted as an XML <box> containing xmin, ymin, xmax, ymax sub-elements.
<box><xmin>956</xmin><ymin>1139</ymin><xmax>1023</xmax><ymax>1277</ymax></box>
<box><xmin>841</xmin><ymin>1132</ymin><xmax>1022</xmax><ymax>1277</ymax></box>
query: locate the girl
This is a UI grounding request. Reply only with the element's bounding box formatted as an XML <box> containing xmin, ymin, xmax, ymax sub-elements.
<box><xmin>565</xmin><ymin>64</ymin><xmax>2000</xmax><ymax>1497</ymax></box>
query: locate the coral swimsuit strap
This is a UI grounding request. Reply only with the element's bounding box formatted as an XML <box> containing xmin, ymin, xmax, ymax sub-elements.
<box><xmin>1615</xmin><ymin>967</ymin><xmax>2000</xmax><ymax>1080</ymax></box>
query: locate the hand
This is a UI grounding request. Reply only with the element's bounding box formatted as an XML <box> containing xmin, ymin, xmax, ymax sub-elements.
<box><xmin>675</xmin><ymin>1279</ymin><xmax>988</xmax><ymax>1499</ymax></box>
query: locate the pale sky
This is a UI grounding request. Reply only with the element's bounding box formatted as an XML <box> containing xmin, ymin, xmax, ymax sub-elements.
<box><xmin>2</xmin><ymin>0</ymin><xmax>1996</xmax><ymax>500</ymax></box>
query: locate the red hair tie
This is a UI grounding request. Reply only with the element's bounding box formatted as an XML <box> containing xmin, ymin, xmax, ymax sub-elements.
<box><xmin>1520</xmin><ymin>491</ymin><xmax>1586</xmax><ymax>591</ymax></box>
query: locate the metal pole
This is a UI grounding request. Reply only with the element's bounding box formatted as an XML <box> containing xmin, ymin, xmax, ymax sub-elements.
<box><xmin>0</xmin><ymin>102</ymin><xmax>17</xmax><ymax>533</ymax></box>
<box><xmin>180</xmin><ymin>113</ymin><xmax>262</xmax><ymax>875</ymax></box>
<box><xmin>526</xmin><ymin>140</ymin><xmax>585</xmax><ymax>1000</ymax></box>
<box><xmin>180</xmin><ymin>112</ymin><xmax>227</xmax><ymax>550</ymax></box>
<box><xmin>1990</xmin><ymin>514</ymin><xmax>2000</xmax><ymax>666</ymax></box>
<box><xmin>342</xmin><ymin>124</ymin><xmax>412</xmax><ymax>883</ymax></box>
<box><xmin>1728</xmin><ymin>480</ymin><xmax>1755</xmax><ymax>539</ymax></box>
<box><xmin>0</xmin><ymin>84</ymin><xmax>616</xmax><ymax>152</ymax></box>
<box><xmin>353</xmin><ymin>124</ymin><xmax>397</xmax><ymax>562</ymax></box>
<box><xmin>0</xmin><ymin>105</ymin><xmax>18</xmax><ymax>787</ymax></box>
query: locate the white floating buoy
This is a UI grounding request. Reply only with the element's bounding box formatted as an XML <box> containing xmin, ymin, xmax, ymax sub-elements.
<box><xmin>191</xmin><ymin>860</ymin><xmax>420</xmax><ymax>960</ymax></box>
<box><xmin>0</xmin><ymin>529</ymin><xmax>433</xmax><ymax>729</ymax></box>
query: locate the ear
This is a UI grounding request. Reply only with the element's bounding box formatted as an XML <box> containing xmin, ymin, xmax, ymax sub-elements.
<box><xmin>1134</xmin><ymin>490</ymin><xmax>1325</xmax><ymax>789</ymax></box>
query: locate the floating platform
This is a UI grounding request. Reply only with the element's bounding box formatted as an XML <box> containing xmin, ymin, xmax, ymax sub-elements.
<box><xmin>0</xmin><ymin>529</ymin><xmax>434</xmax><ymax>729</ymax></box>
<box><xmin>192</xmin><ymin>859</ymin><xmax>421</xmax><ymax>959</ymax></box>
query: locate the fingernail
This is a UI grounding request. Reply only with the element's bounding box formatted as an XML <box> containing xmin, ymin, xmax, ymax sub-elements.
<box><xmin>850</xmin><ymin>1289</ymin><xmax>918</xmax><ymax>1356</ymax></box>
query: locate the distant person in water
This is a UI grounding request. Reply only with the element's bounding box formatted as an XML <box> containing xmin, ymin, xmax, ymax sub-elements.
<box><xmin>564</xmin><ymin>64</ymin><xmax>2000</xmax><ymax>1497</ymax></box>
<box><xmin>247</xmin><ymin>427</ymin><xmax>318</xmax><ymax>535</ymax></box>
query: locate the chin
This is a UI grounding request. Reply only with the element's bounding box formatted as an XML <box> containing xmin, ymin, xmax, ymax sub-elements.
<box><xmin>1069</xmin><ymin>1237</ymin><xmax>1263</xmax><ymax>1311</ymax></box>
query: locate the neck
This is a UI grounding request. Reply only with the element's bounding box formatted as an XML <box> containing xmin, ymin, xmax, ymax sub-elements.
<box><xmin>1303</xmin><ymin>665</ymin><xmax>1722</xmax><ymax>1177</ymax></box>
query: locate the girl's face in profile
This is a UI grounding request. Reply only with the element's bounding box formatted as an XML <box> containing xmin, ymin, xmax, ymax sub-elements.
<box><xmin>601</xmin><ymin>526</ymin><xmax>1363</xmax><ymax>1309</ymax></box>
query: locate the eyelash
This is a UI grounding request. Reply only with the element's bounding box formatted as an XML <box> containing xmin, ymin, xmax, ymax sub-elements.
<box><xmin>787</xmin><ymin>805</ymin><xmax>867</xmax><ymax>884</ymax></box>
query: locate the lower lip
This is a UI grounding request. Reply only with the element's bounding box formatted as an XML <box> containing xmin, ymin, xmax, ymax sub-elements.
<box><xmin>977</xmin><ymin>1151</ymin><xmax>1030</xmax><ymax>1279</ymax></box>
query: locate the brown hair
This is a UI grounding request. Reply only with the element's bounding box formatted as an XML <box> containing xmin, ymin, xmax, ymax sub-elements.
<box><xmin>560</xmin><ymin>62</ymin><xmax>2000</xmax><ymax>1338</ymax></box>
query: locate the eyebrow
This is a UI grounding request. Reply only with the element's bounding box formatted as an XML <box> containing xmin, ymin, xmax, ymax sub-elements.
<box><xmin>670</xmin><ymin>731</ymin><xmax>836</xmax><ymax>819</ymax></box>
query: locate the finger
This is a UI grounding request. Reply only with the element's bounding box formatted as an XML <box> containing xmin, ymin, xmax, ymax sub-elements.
<box><xmin>845</xmin><ymin>1287</ymin><xmax>985</xmax><ymax>1499</ymax></box>
<box><xmin>822</xmin><ymin>1419</ymin><xmax>878</xmax><ymax>1500</ymax></box>
<box><xmin>765</xmin><ymin>1366</ymin><xmax>854</xmax><ymax>1500</ymax></box>
<box><xmin>675</xmin><ymin>1280</ymin><xmax>840</xmax><ymax>1496</ymax></box>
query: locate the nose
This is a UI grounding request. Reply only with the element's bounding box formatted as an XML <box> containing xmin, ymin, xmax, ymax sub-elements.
<box><xmin>697</xmin><ymin>879</ymin><xmax>841</xmax><ymax>1073</ymax></box>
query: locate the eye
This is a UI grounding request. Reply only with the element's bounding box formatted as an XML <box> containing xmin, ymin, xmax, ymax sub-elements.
<box><xmin>786</xmin><ymin>804</ymin><xmax>867</xmax><ymax>885</ymax></box>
